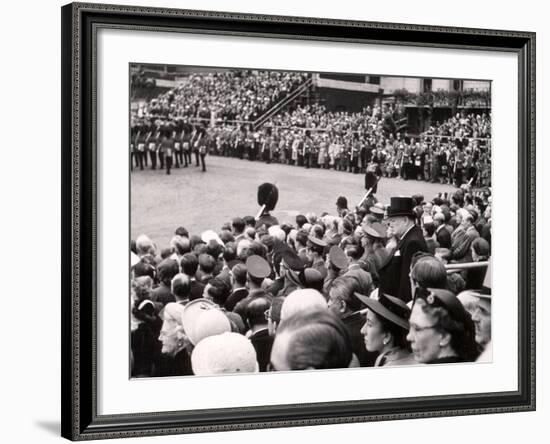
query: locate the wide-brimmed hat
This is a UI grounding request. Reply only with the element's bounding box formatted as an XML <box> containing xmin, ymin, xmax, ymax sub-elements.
<box><xmin>355</xmin><ymin>292</ymin><xmax>410</xmax><ymax>330</ymax></box>
<box><xmin>385</xmin><ymin>197</ymin><xmax>416</xmax><ymax>219</ymax></box>
<box><xmin>182</xmin><ymin>298</ymin><xmax>231</xmax><ymax>345</ymax></box>
<box><xmin>362</xmin><ymin>222</ymin><xmax>387</xmax><ymax>240</ymax></box>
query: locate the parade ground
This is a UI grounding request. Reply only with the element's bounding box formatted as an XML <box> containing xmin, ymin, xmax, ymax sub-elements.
<box><xmin>131</xmin><ymin>156</ymin><xmax>457</xmax><ymax>248</ymax></box>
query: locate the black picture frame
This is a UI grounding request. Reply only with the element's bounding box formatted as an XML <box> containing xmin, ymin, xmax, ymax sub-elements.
<box><xmin>61</xmin><ymin>2</ymin><xmax>536</xmax><ymax>440</ymax></box>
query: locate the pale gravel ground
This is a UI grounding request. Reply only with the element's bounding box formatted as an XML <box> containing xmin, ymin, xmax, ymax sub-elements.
<box><xmin>131</xmin><ymin>155</ymin><xmax>457</xmax><ymax>249</ymax></box>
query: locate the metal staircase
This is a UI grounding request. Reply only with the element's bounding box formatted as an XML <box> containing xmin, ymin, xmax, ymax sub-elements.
<box><xmin>253</xmin><ymin>77</ymin><xmax>313</xmax><ymax>130</ymax></box>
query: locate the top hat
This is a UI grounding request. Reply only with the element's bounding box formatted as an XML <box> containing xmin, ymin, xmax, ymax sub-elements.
<box><xmin>385</xmin><ymin>197</ymin><xmax>416</xmax><ymax>218</ymax></box>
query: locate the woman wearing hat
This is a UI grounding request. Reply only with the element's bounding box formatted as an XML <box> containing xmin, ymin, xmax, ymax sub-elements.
<box><xmin>407</xmin><ymin>288</ymin><xmax>478</xmax><ymax>364</ymax></box>
<box><xmin>154</xmin><ymin>302</ymin><xmax>193</xmax><ymax>377</ymax></box>
<box><xmin>357</xmin><ymin>293</ymin><xmax>414</xmax><ymax>367</ymax></box>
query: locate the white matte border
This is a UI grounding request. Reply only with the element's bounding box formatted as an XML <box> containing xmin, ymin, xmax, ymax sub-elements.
<box><xmin>97</xmin><ymin>28</ymin><xmax>518</xmax><ymax>415</ymax></box>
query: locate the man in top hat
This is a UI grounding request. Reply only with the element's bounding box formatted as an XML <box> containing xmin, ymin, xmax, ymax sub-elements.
<box><xmin>255</xmin><ymin>183</ymin><xmax>279</xmax><ymax>229</ymax></box>
<box><xmin>378</xmin><ymin>197</ymin><xmax>428</xmax><ymax>303</ymax></box>
<box><xmin>306</xmin><ymin>235</ymin><xmax>328</xmax><ymax>280</ymax></box>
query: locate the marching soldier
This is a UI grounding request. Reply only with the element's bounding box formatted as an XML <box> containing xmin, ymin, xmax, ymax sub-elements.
<box><xmin>181</xmin><ymin>118</ymin><xmax>193</xmax><ymax>167</ymax></box>
<box><xmin>191</xmin><ymin>124</ymin><xmax>202</xmax><ymax>167</ymax></box>
<box><xmin>173</xmin><ymin>127</ymin><xmax>182</xmax><ymax>168</ymax></box>
<box><xmin>146</xmin><ymin>125</ymin><xmax>159</xmax><ymax>170</ymax></box>
<box><xmin>255</xmin><ymin>183</ymin><xmax>279</xmax><ymax>229</ymax></box>
<box><xmin>159</xmin><ymin>129</ymin><xmax>174</xmax><ymax>175</ymax></box>
<box><xmin>197</xmin><ymin>125</ymin><xmax>208</xmax><ymax>172</ymax></box>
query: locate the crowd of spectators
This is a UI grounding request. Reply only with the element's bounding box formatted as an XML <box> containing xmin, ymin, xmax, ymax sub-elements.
<box><xmin>135</xmin><ymin>70</ymin><xmax>309</xmax><ymax>123</ymax></box>
<box><xmin>131</xmin><ymin>71</ymin><xmax>491</xmax><ymax>188</ymax></box>
<box><xmin>130</xmin><ymin>185</ymin><xmax>492</xmax><ymax>377</ymax></box>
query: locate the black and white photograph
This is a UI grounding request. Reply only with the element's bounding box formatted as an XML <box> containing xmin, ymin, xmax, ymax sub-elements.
<box><xmin>129</xmin><ymin>64</ymin><xmax>493</xmax><ymax>378</ymax></box>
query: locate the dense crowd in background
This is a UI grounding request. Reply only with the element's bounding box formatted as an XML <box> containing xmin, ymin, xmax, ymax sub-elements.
<box><xmin>137</xmin><ymin>70</ymin><xmax>309</xmax><ymax>123</ymax></box>
<box><xmin>131</xmin><ymin>72</ymin><xmax>491</xmax><ymax>188</ymax></box>
<box><xmin>130</xmin><ymin>184</ymin><xmax>492</xmax><ymax>377</ymax></box>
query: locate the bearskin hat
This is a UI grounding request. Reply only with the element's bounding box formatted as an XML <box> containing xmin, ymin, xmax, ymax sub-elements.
<box><xmin>257</xmin><ymin>183</ymin><xmax>278</xmax><ymax>212</ymax></box>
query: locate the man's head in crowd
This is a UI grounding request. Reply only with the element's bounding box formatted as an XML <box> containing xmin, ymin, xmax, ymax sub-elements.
<box><xmin>471</xmin><ymin>238</ymin><xmax>491</xmax><ymax>262</ymax></box>
<box><xmin>206</xmin><ymin>240</ymin><xmax>223</xmax><ymax>260</ymax></box>
<box><xmin>232</xmin><ymin>217</ymin><xmax>245</xmax><ymax>236</ymax></box>
<box><xmin>219</xmin><ymin>230</ymin><xmax>235</xmax><ymax>244</ymax></box>
<box><xmin>327</xmin><ymin>276</ymin><xmax>362</xmax><ymax>317</ymax></box>
<box><xmin>306</xmin><ymin>236</ymin><xmax>326</xmax><ymax>263</ymax></box>
<box><xmin>461</xmin><ymin>211</ymin><xmax>475</xmax><ymax>229</ymax></box>
<box><xmin>203</xmin><ymin>276</ymin><xmax>231</xmax><ymax>306</ymax></box>
<box><xmin>157</xmin><ymin>259</ymin><xmax>179</xmax><ymax>286</ymax></box>
<box><xmin>222</xmin><ymin>242</ymin><xmax>237</xmax><ymax>265</ymax></box>
<box><xmin>409</xmin><ymin>253</ymin><xmax>447</xmax><ymax>299</ymax></box>
<box><xmin>180</xmin><ymin>252</ymin><xmax>198</xmax><ymax>278</ymax></box>
<box><xmin>170</xmin><ymin>235</ymin><xmax>191</xmax><ymax>256</ymax></box>
<box><xmin>198</xmin><ymin>254</ymin><xmax>216</xmax><ymax>276</ymax></box>
<box><xmin>245</xmin><ymin>297</ymin><xmax>271</xmax><ymax>332</ymax></box>
<box><xmin>472</xmin><ymin>292</ymin><xmax>492</xmax><ymax>349</ymax></box>
<box><xmin>243</xmin><ymin>215</ymin><xmax>256</xmax><ymax>228</ymax></box>
<box><xmin>270</xmin><ymin>309</ymin><xmax>352</xmax><ymax>371</ymax></box>
<box><xmin>136</xmin><ymin>234</ymin><xmax>155</xmax><ymax>257</ymax></box>
<box><xmin>175</xmin><ymin>226</ymin><xmax>189</xmax><ymax>238</ymax></box>
<box><xmin>386</xmin><ymin>215</ymin><xmax>415</xmax><ymax>239</ymax></box>
<box><xmin>433</xmin><ymin>212</ymin><xmax>445</xmax><ymax>228</ymax></box>
<box><xmin>344</xmin><ymin>243</ymin><xmax>364</xmax><ymax>265</ymax></box>
<box><xmin>230</xmin><ymin>263</ymin><xmax>247</xmax><ymax>289</ymax></box>
<box><xmin>295</xmin><ymin>230</ymin><xmax>308</xmax><ymax>251</ymax></box>
<box><xmin>171</xmin><ymin>273</ymin><xmax>191</xmax><ymax>302</ymax></box>
<box><xmin>423</xmin><ymin>222</ymin><xmax>436</xmax><ymax>238</ymax></box>
<box><xmin>295</xmin><ymin>214</ymin><xmax>308</xmax><ymax>229</ymax></box>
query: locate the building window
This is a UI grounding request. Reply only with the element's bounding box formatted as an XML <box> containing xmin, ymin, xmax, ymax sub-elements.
<box><xmin>453</xmin><ymin>79</ymin><xmax>463</xmax><ymax>91</ymax></box>
<box><xmin>423</xmin><ymin>78</ymin><xmax>432</xmax><ymax>92</ymax></box>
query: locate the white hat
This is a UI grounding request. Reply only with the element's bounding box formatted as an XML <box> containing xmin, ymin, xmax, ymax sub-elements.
<box><xmin>201</xmin><ymin>230</ymin><xmax>224</xmax><ymax>246</ymax></box>
<box><xmin>182</xmin><ymin>299</ymin><xmax>231</xmax><ymax>345</ymax></box>
<box><xmin>281</xmin><ymin>289</ymin><xmax>327</xmax><ymax>321</ymax></box>
<box><xmin>191</xmin><ymin>332</ymin><xmax>259</xmax><ymax>375</ymax></box>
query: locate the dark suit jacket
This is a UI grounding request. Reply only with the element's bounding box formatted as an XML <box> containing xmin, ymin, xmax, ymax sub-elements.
<box><xmin>189</xmin><ymin>280</ymin><xmax>205</xmax><ymax>301</ymax></box>
<box><xmin>378</xmin><ymin>225</ymin><xmax>428</xmax><ymax>303</ymax></box>
<box><xmin>225</xmin><ymin>287</ymin><xmax>249</xmax><ymax>312</ymax></box>
<box><xmin>436</xmin><ymin>226</ymin><xmax>452</xmax><ymax>249</ymax></box>
<box><xmin>151</xmin><ymin>283</ymin><xmax>175</xmax><ymax>308</ymax></box>
<box><xmin>249</xmin><ymin>328</ymin><xmax>274</xmax><ymax>372</ymax></box>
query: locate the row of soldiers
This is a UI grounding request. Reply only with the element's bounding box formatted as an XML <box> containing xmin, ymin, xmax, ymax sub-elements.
<box><xmin>130</xmin><ymin>118</ymin><xmax>490</xmax><ymax>188</ymax></box>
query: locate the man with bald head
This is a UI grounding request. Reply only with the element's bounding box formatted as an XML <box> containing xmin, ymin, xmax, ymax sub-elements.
<box><xmin>245</xmin><ymin>297</ymin><xmax>274</xmax><ymax>372</ymax></box>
